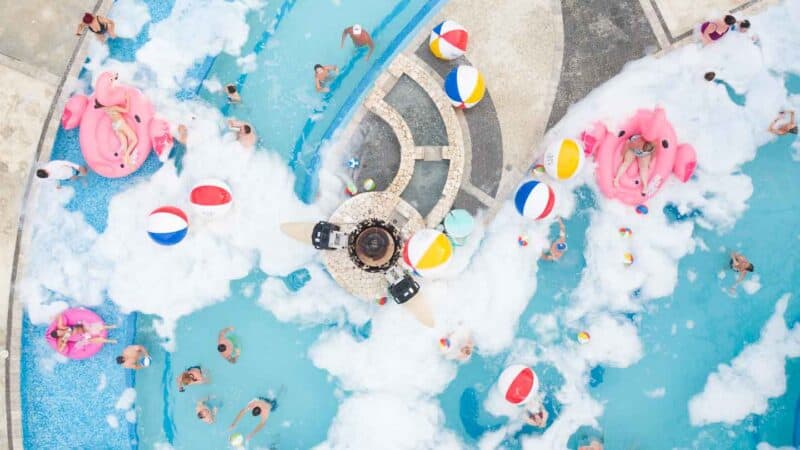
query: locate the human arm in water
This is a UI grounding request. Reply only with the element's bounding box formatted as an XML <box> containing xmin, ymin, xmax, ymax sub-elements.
<box><xmin>98</xmin><ymin>16</ymin><xmax>116</xmax><ymax>38</ymax></box>
<box><xmin>364</xmin><ymin>33</ymin><xmax>375</xmax><ymax>61</ymax></box>
<box><xmin>229</xmin><ymin>403</ymin><xmax>253</xmax><ymax>430</ymax></box>
<box><xmin>246</xmin><ymin>407</ymin><xmax>270</xmax><ymax>441</ymax></box>
<box><xmin>340</xmin><ymin>27</ymin><xmax>351</xmax><ymax>48</ymax></box>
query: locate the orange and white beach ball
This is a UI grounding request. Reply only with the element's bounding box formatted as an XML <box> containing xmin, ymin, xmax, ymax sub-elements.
<box><xmin>497</xmin><ymin>364</ymin><xmax>539</xmax><ymax>405</ymax></box>
<box><xmin>429</xmin><ymin>20</ymin><xmax>468</xmax><ymax>60</ymax></box>
<box><xmin>402</xmin><ymin>229</ymin><xmax>453</xmax><ymax>276</ymax></box>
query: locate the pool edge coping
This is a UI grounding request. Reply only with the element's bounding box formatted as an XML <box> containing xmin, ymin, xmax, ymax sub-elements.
<box><xmin>3</xmin><ymin>1</ymin><xmax>114</xmax><ymax>448</ymax></box>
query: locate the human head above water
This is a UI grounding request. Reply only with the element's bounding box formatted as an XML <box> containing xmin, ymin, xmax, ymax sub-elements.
<box><xmin>116</xmin><ymin>356</ymin><xmax>125</xmax><ymax>364</ymax></box>
<box><xmin>36</xmin><ymin>169</ymin><xmax>49</xmax><ymax>179</ymax></box>
<box><xmin>724</xmin><ymin>15</ymin><xmax>736</xmax><ymax>25</ymax></box>
<box><xmin>740</xmin><ymin>19</ymin><xmax>751</xmax><ymax>30</ymax></box>
<box><xmin>50</xmin><ymin>330</ymin><xmax>58</xmax><ymax>338</ymax></box>
<box><xmin>704</xmin><ymin>71</ymin><xmax>716</xmax><ymax>81</ymax></box>
<box><xmin>83</xmin><ymin>13</ymin><xmax>95</xmax><ymax>24</ymax></box>
<box><xmin>217</xmin><ymin>343</ymin><xmax>227</xmax><ymax>353</ymax></box>
<box><xmin>252</xmin><ymin>406</ymin><xmax>262</xmax><ymax>416</ymax></box>
<box><xmin>314</xmin><ymin>64</ymin><xmax>323</xmax><ymax>72</ymax></box>
<box><xmin>243</xmin><ymin>124</ymin><xmax>252</xmax><ymax>134</ymax></box>
<box><xmin>226</xmin><ymin>84</ymin><xmax>237</xmax><ymax>94</ymax></box>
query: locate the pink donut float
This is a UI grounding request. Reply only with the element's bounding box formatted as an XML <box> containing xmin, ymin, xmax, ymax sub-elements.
<box><xmin>60</xmin><ymin>71</ymin><xmax>173</xmax><ymax>178</ymax></box>
<box><xmin>582</xmin><ymin>108</ymin><xmax>696</xmax><ymax>205</ymax></box>
<box><xmin>45</xmin><ymin>308</ymin><xmax>108</xmax><ymax>360</ymax></box>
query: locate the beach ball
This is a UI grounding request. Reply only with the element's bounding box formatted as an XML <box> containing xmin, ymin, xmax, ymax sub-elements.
<box><xmin>376</xmin><ymin>296</ymin><xmax>388</xmax><ymax>306</ymax></box>
<box><xmin>190</xmin><ymin>179</ymin><xmax>233</xmax><ymax>217</ymax></box>
<box><xmin>577</xmin><ymin>331</ymin><xmax>591</xmax><ymax>344</ymax></box>
<box><xmin>444</xmin><ymin>65</ymin><xmax>485</xmax><ymax>109</ymax></box>
<box><xmin>402</xmin><ymin>229</ymin><xmax>453</xmax><ymax>275</ymax></box>
<box><xmin>147</xmin><ymin>206</ymin><xmax>188</xmax><ymax>246</ymax></box>
<box><xmin>635</xmin><ymin>204</ymin><xmax>649</xmax><ymax>215</ymax></box>
<box><xmin>623</xmin><ymin>252</ymin><xmax>634</xmax><ymax>266</ymax></box>
<box><xmin>517</xmin><ymin>235</ymin><xmax>529</xmax><ymax>247</ymax></box>
<box><xmin>345</xmin><ymin>181</ymin><xmax>358</xmax><ymax>196</ymax></box>
<box><xmin>429</xmin><ymin>20</ymin><xmax>468</xmax><ymax>60</ymax></box>
<box><xmin>532</xmin><ymin>164</ymin><xmax>546</xmax><ymax>176</ymax></box>
<box><xmin>618</xmin><ymin>227</ymin><xmax>632</xmax><ymax>237</ymax></box>
<box><xmin>363</xmin><ymin>178</ymin><xmax>376</xmax><ymax>191</ymax></box>
<box><xmin>229</xmin><ymin>433</ymin><xmax>244</xmax><ymax>447</ymax></box>
<box><xmin>544</xmin><ymin>138</ymin><xmax>585</xmax><ymax>181</ymax></box>
<box><xmin>514</xmin><ymin>180</ymin><xmax>555</xmax><ymax>220</ymax></box>
<box><xmin>497</xmin><ymin>364</ymin><xmax>539</xmax><ymax>405</ymax></box>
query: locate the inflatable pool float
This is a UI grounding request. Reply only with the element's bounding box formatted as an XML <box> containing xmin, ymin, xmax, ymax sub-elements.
<box><xmin>45</xmin><ymin>308</ymin><xmax>108</xmax><ymax>360</ymax></box>
<box><xmin>581</xmin><ymin>108</ymin><xmax>696</xmax><ymax>205</ymax></box>
<box><xmin>61</xmin><ymin>72</ymin><xmax>173</xmax><ymax>178</ymax></box>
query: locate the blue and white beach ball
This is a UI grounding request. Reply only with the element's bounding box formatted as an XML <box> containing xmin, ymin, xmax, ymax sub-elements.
<box><xmin>147</xmin><ymin>206</ymin><xmax>189</xmax><ymax>246</ymax></box>
<box><xmin>189</xmin><ymin>179</ymin><xmax>233</xmax><ymax>217</ymax></box>
<box><xmin>444</xmin><ymin>65</ymin><xmax>485</xmax><ymax>109</ymax></box>
<box><xmin>429</xmin><ymin>20</ymin><xmax>468</xmax><ymax>60</ymax></box>
<box><xmin>514</xmin><ymin>180</ymin><xmax>555</xmax><ymax>220</ymax></box>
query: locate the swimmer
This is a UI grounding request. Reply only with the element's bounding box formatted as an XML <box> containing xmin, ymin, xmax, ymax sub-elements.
<box><xmin>217</xmin><ymin>326</ymin><xmax>241</xmax><ymax>364</ymax></box>
<box><xmin>76</xmin><ymin>13</ymin><xmax>116</xmax><ymax>42</ymax></box>
<box><xmin>116</xmin><ymin>345</ymin><xmax>150</xmax><ymax>370</ymax></box>
<box><xmin>100</xmin><ymin>96</ymin><xmax>138</xmax><ymax>166</ymax></box>
<box><xmin>541</xmin><ymin>217</ymin><xmax>567</xmax><ymax>262</ymax></box>
<box><xmin>314</xmin><ymin>64</ymin><xmax>339</xmax><ymax>93</ymax></box>
<box><xmin>341</xmin><ymin>24</ymin><xmax>375</xmax><ymax>61</ymax></box>
<box><xmin>704</xmin><ymin>72</ymin><xmax>746</xmax><ymax>106</ymax></box>
<box><xmin>229</xmin><ymin>397</ymin><xmax>277</xmax><ymax>442</ymax></box>
<box><xmin>613</xmin><ymin>134</ymin><xmax>655</xmax><ymax>195</ymax></box>
<box><xmin>196</xmin><ymin>398</ymin><xmax>218</xmax><ymax>424</ymax></box>
<box><xmin>225</xmin><ymin>84</ymin><xmax>241</xmax><ymax>103</ymax></box>
<box><xmin>523</xmin><ymin>399</ymin><xmax>549</xmax><ymax>428</ymax></box>
<box><xmin>768</xmin><ymin>110</ymin><xmax>797</xmax><ymax>136</ymax></box>
<box><xmin>36</xmin><ymin>160</ymin><xmax>87</xmax><ymax>189</ymax></box>
<box><xmin>729</xmin><ymin>251</ymin><xmax>754</xmax><ymax>293</ymax></box>
<box><xmin>700</xmin><ymin>14</ymin><xmax>736</xmax><ymax>45</ymax></box>
<box><xmin>177</xmin><ymin>366</ymin><xmax>207</xmax><ymax>392</ymax></box>
<box><xmin>227</xmin><ymin>119</ymin><xmax>256</xmax><ymax>148</ymax></box>
<box><xmin>439</xmin><ymin>329</ymin><xmax>473</xmax><ymax>362</ymax></box>
<box><xmin>578</xmin><ymin>440</ymin><xmax>604</xmax><ymax>450</ymax></box>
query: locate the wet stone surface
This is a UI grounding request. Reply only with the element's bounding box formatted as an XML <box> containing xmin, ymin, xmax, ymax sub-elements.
<box><xmin>384</xmin><ymin>74</ymin><xmax>449</xmax><ymax>147</ymax></box>
<box><xmin>350</xmin><ymin>112</ymin><xmax>402</xmax><ymax>192</ymax></box>
<box><xmin>400</xmin><ymin>160</ymin><xmax>450</xmax><ymax>217</ymax></box>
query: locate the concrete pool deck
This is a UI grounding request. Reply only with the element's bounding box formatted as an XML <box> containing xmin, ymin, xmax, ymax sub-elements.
<box><xmin>0</xmin><ymin>0</ymin><xmax>778</xmax><ymax>447</ymax></box>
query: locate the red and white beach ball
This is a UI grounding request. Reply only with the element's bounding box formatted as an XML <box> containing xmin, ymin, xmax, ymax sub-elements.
<box><xmin>514</xmin><ymin>180</ymin><xmax>555</xmax><ymax>220</ymax></box>
<box><xmin>148</xmin><ymin>206</ymin><xmax>188</xmax><ymax>246</ymax></box>
<box><xmin>429</xmin><ymin>20</ymin><xmax>468</xmax><ymax>60</ymax></box>
<box><xmin>190</xmin><ymin>179</ymin><xmax>233</xmax><ymax>217</ymax></box>
<box><xmin>497</xmin><ymin>364</ymin><xmax>539</xmax><ymax>405</ymax></box>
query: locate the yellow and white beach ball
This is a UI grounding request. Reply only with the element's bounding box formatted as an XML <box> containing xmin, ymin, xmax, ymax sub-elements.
<box><xmin>444</xmin><ymin>65</ymin><xmax>486</xmax><ymax>109</ymax></box>
<box><xmin>402</xmin><ymin>229</ymin><xmax>453</xmax><ymax>276</ymax></box>
<box><xmin>544</xmin><ymin>138</ymin><xmax>585</xmax><ymax>181</ymax></box>
<box><xmin>429</xmin><ymin>20</ymin><xmax>468</xmax><ymax>60</ymax></box>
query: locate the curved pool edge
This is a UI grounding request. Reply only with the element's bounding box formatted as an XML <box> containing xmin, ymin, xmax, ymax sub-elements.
<box><xmin>3</xmin><ymin>1</ymin><xmax>115</xmax><ymax>448</ymax></box>
<box><xmin>296</xmin><ymin>0</ymin><xmax>449</xmax><ymax>203</ymax></box>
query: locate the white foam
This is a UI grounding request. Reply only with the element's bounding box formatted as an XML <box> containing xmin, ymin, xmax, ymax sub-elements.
<box><xmin>97</xmin><ymin>373</ymin><xmax>108</xmax><ymax>392</ymax></box>
<box><xmin>236</xmin><ymin>53</ymin><xmax>258</xmax><ymax>73</ymax></box>
<box><xmin>645</xmin><ymin>387</ymin><xmax>666</xmax><ymax>398</ymax></box>
<box><xmin>688</xmin><ymin>294</ymin><xmax>800</xmax><ymax>425</ymax></box>
<box><xmin>108</xmin><ymin>0</ymin><xmax>150</xmax><ymax>39</ymax></box>
<box><xmin>757</xmin><ymin>443</ymin><xmax>795</xmax><ymax>450</ymax></box>
<box><xmin>687</xmin><ymin>269</ymin><xmax>697</xmax><ymax>282</ymax></box>
<box><xmin>106</xmin><ymin>414</ymin><xmax>120</xmax><ymax>429</ymax></box>
<box><xmin>115</xmin><ymin>387</ymin><xmax>137</xmax><ymax>410</ymax></box>
<box><xmin>742</xmin><ymin>274</ymin><xmax>762</xmax><ymax>295</ymax></box>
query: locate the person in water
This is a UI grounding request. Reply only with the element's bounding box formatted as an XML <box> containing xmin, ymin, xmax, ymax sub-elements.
<box><xmin>578</xmin><ymin>440</ymin><xmax>604</xmax><ymax>450</ymax></box>
<box><xmin>314</xmin><ymin>64</ymin><xmax>339</xmax><ymax>93</ymax></box>
<box><xmin>729</xmin><ymin>251</ymin><xmax>754</xmax><ymax>293</ymax></box>
<box><xmin>196</xmin><ymin>398</ymin><xmax>218</xmax><ymax>424</ymax></box>
<box><xmin>227</xmin><ymin>119</ymin><xmax>256</xmax><ymax>148</ymax></box>
<box><xmin>100</xmin><ymin>96</ymin><xmax>139</xmax><ymax>167</ymax></box>
<box><xmin>116</xmin><ymin>345</ymin><xmax>150</xmax><ymax>370</ymax></box>
<box><xmin>704</xmin><ymin>72</ymin><xmax>746</xmax><ymax>106</ymax></box>
<box><xmin>541</xmin><ymin>217</ymin><xmax>567</xmax><ymax>261</ymax></box>
<box><xmin>439</xmin><ymin>329</ymin><xmax>473</xmax><ymax>362</ymax></box>
<box><xmin>165</xmin><ymin>123</ymin><xmax>189</xmax><ymax>175</ymax></box>
<box><xmin>217</xmin><ymin>326</ymin><xmax>241</xmax><ymax>363</ymax></box>
<box><xmin>36</xmin><ymin>160</ymin><xmax>87</xmax><ymax>189</ymax></box>
<box><xmin>51</xmin><ymin>314</ymin><xmax>117</xmax><ymax>353</ymax></box>
<box><xmin>523</xmin><ymin>397</ymin><xmax>549</xmax><ymax>428</ymax></box>
<box><xmin>700</xmin><ymin>14</ymin><xmax>736</xmax><ymax>45</ymax></box>
<box><xmin>613</xmin><ymin>134</ymin><xmax>655</xmax><ymax>195</ymax></box>
<box><xmin>76</xmin><ymin>13</ymin><xmax>116</xmax><ymax>42</ymax></box>
<box><xmin>225</xmin><ymin>84</ymin><xmax>241</xmax><ymax>103</ymax></box>
<box><xmin>229</xmin><ymin>397</ymin><xmax>277</xmax><ymax>443</ymax></box>
<box><xmin>768</xmin><ymin>110</ymin><xmax>797</xmax><ymax>136</ymax></box>
<box><xmin>177</xmin><ymin>366</ymin><xmax>207</xmax><ymax>392</ymax></box>
<box><xmin>341</xmin><ymin>24</ymin><xmax>375</xmax><ymax>61</ymax></box>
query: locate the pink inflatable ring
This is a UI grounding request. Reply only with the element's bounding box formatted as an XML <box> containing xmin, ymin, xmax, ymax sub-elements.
<box><xmin>61</xmin><ymin>71</ymin><xmax>173</xmax><ymax>178</ymax></box>
<box><xmin>582</xmin><ymin>108</ymin><xmax>696</xmax><ymax>205</ymax></box>
<box><xmin>45</xmin><ymin>308</ymin><xmax>109</xmax><ymax>360</ymax></box>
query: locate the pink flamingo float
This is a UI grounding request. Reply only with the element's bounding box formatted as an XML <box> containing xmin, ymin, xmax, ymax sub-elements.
<box><xmin>61</xmin><ymin>71</ymin><xmax>173</xmax><ymax>178</ymax></box>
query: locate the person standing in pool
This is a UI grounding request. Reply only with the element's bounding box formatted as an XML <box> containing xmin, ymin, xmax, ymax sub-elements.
<box><xmin>225</xmin><ymin>84</ymin><xmax>242</xmax><ymax>103</ymax></box>
<box><xmin>341</xmin><ymin>24</ymin><xmax>375</xmax><ymax>61</ymax></box>
<box><xmin>704</xmin><ymin>72</ymin><xmax>746</xmax><ymax>106</ymax></box>
<box><xmin>217</xmin><ymin>326</ymin><xmax>241</xmax><ymax>363</ymax></box>
<box><xmin>768</xmin><ymin>110</ymin><xmax>797</xmax><ymax>136</ymax></box>
<box><xmin>177</xmin><ymin>366</ymin><xmax>207</xmax><ymax>392</ymax></box>
<box><xmin>116</xmin><ymin>344</ymin><xmax>150</xmax><ymax>370</ymax></box>
<box><xmin>314</xmin><ymin>64</ymin><xmax>339</xmax><ymax>93</ymax></box>
<box><xmin>700</xmin><ymin>14</ymin><xmax>736</xmax><ymax>45</ymax></box>
<box><xmin>76</xmin><ymin>13</ymin><xmax>116</xmax><ymax>42</ymax></box>
<box><xmin>729</xmin><ymin>251</ymin><xmax>754</xmax><ymax>293</ymax></box>
<box><xmin>229</xmin><ymin>397</ymin><xmax>277</xmax><ymax>443</ymax></box>
<box><xmin>541</xmin><ymin>217</ymin><xmax>567</xmax><ymax>262</ymax></box>
<box><xmin>196</xmin><ymin>398</ymin><xmax>218</xmax><ymax>424</ymax></box>
<box><xmin>36</xmin><ymin>160</ymin><xmax>87</xmax><ymax>189</ymax></box>
<box><xmin>227</xmin><ymin>119</ymin><xmax>256</xmax><ymax>149</ymax></box>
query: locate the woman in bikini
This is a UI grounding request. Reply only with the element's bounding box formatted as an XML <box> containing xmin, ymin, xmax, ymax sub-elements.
<box><xmin>76</xmin><ymin>13</ymin><xmax>116</xmax><ymax>42</ymax></box>
<box><xmin>50</xmin><ymin>313</ymin><xmax>117</xmax><ymax>353</ymax></box>
<box><xmin>102</xmin><ymin>97</ymin><xmax>139</xmax><ymax>167</ymax></box>
<box><xmin>768</xmin><ymin>110</ymin><xmax>798</xmax><ymax>136</ymax></box>
<box><xmin>700</xmin><ymin>15</ymin><xmax>736</xmax><ymax>45</ymax></box>
<box><xmin>613</xmin><ymin>134</ymin><xmax>655</xmax><ymax>196</ymax></box>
